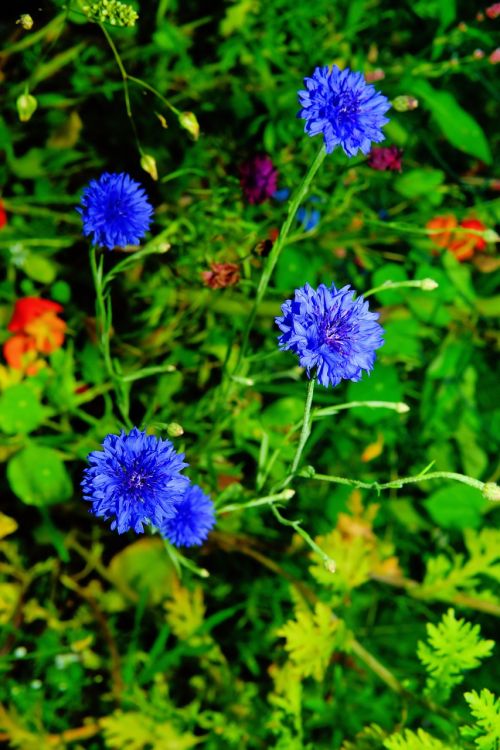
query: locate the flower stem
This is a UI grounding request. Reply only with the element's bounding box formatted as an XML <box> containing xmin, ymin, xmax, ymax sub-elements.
<box><xmin>301</xmin><ymin>468</ymin><xmax>490</xmax><ymax>494</ymax></box>
<box><xmin>282</xmin><ymin>376</ymin><xmax>316</xmax><ymax>488</ymax></box>
<box><xmin>363</xmin><ymin>278</ymin><xmax>438</xmax><ymax>298</ymax></box>
<box><xmin>235</xmin><ymin>145</ymin><xmax>327</xmax><ymax>371</ymax></box>
<box><xmin>89</xmin><ymin>245</ymin><xmax>132</xmax><ymax>428</ymax></box>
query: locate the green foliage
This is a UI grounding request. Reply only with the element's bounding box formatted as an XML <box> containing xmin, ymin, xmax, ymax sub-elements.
<box><xmin>0</xmin><ymin>0</ymin><xmax>498</xmax><ymax>747</ymax></box>
<box><xmin>277</xmin><ymin>602</ymin><xmax>348</xmax><ymax>681</ymax></box>
<box><xmin>417</xmin><ymin>609</ymin><xmax>494</xmax><ymax>702</ymax></box>
<box><xmin>461</xmin><ymin>690</ymin><xmax>500</xmax><ymax>750</ymax></box>
<box><xmin>384</xmin><ymin>729</ymin><xmax>459</xmax><ymax>750</ymax></box>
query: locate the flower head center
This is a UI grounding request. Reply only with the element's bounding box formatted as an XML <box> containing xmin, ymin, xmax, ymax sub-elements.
<box><xmin>127</xmin><ymin>470</ymin><xmax>146</xmax><ymax>489</ymax></box>
<box><xmin>321</xmin><ymin>310</ymin><xmax>355</xmax><ymax>353</ymax></box>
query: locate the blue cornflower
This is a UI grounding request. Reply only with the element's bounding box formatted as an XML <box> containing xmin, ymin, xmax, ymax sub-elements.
<box><xmin>82</xmin><ymin>427</ymin><xmax>189</xmax><ymax>534</ymax></box>
<box><xmin>298</xmin><ymin>66</ymin><xmax>391</xmax><ymax>157</ymax></box>
<box><xmin>161</xmin><ymin>484</ymin><xmax>216</xmax><ymax>548</ymax></box>
<box><xmin>77</xmin><ymin>172</ymin><xmax>153</xmax><ymax>250</ymax></box>
<box><xmin>276</xmin><ymin>282</ymin><xmax>384</xmax><ymax>388</ymax></box>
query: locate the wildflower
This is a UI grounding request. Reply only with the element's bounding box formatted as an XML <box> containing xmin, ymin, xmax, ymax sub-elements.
<box><xmin>297</xmin><ymin>65</ymin><xmax>390</xmax><ymax>157</ymax></box>
<box><xmin>3</xmin><ymin>297</ymin><xmax>66</xmax><ymax>374</ymax></box>
<box><xmin>365</xmin><ymin>69</ymin><xmax>385</xmax><ymax>83</ymax></box>
<box><xmin>82</xmin><ymin>427</ymin><xmax>189</xmax><ymax>534</ymax></box>
<box><xmin>426</xmin><ymin>215</ymin><xmax>458</xmax><ymax>249</ymax></box>
<box><xmin>486</xmin><ymin>3</ymin><xmax>500</xmax><ymax>18</ymax></box>
<box><xmin>297</xmin><ymin>205</ymin><xmax>321</xmax><ymax>232</ymax></box>
<box><xmin>276</xmin><ymin>282</ymin><xmax>384</xmax><ymax>388</ymax></box>
<box><xmin>367</xmin><ymin>145</ymin><xmax>403</xmax><ymax>172</ymax></box>
<box><xmin>426</xmin><ymin>215</ymin><xmax>487</xmax><ymax>261</ymax></box>
<box><xmin>202</xmin><ymin>262</ymin><xmax>240</xmax><ymax>289</ymax></box>
<box><xmin>489</xmin><ymin>48</ymin><xmax>500</xmax><ymax>64</ymax></box>
<box><xmin>450</xmin><ymin>218</ymin><xmax>487</xmax><ymax>261</ymax></box>
<box><xmin>77</xmin><ymin>172</ymin><xmax>153</xmax><ymax>250</ymax></box>
<box><xmin>0</xmin><ymin>201</ymin><xmax>6</xmax><ymax>230</ymax></box>
<box><xmin>391</xmin><ymin>96</ymin><xmax>419</xmax><ymax>112</ymax></box>
<box><xmin>16</xmin><ymin>14</ymin><xmax>34</xmax><ymax>30</ymax></box>
<box><xmin>83</xmin><ymin>0</ymin><xmax>139</xmax><ymax>26</ymax></box>
<box><xmin>161</xmin><ymin>484</ymin><xmax>215</xmax><ymax>548</ymax></box>
<box><xmin>239</xmin><ymin>155</ymin><xmax>278</xmax><ymax>204</ymax></box>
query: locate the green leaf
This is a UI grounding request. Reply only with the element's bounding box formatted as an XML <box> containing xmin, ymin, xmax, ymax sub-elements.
<box><xmin>417</xmin><ymin>609</ymin><xmax>494</xmax><ymax>702</ymax></box>
<box><xmin>409</xmin><ymin>80</ymin><xmax>492</xmax><ymax>164</ymax></box>
<box><xmin>424</xmin><ymin>484</ymin><xmax>487</xmax><ymax>530</ymax></box>
<box><xmin>461</xmin><ymin>689</ymin><xmax>500</xmax><ymax>750</ymax></box>
<box><xmin>394</xmin><ymin>169</ymin><xmax>445</xmax><ymax>205</ymax></box>
<box><xmin>109</xmin><ymin>538</ymin><xmax>175</xmax><ymax>605</ymax></box>
<box><xmin>23</xmin><ymin>253</ymin><xmax>57</xmax><ymax>284</ymax></box>
<box><xmin>7</xmin><ymin>445</ymin><xmax>72</xmax><ymax>506</ymax></box>
<box><xmin>0</xmin><ymin>384</ymin><xmax>44</xmax><ymax>435</ymax></box>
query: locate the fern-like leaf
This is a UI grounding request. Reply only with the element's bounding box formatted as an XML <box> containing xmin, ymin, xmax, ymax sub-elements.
<box><xmin>417</xmin><ymin>609</ymin><xmax>494</xmax><ymax>702</ymax></box>
<box><xmin>460</xmin><ymin>689</ymin><xmax>500</xmax><ymax>750</ymax></box>
<box><xmin>277</xmin><ymin>602</ymin><xmax>347</xmax><ymax>680</ymax></box>
<box><xmin>384</xmin><ymin>728</ymin><xmax>460</xmax><ymax>750</ymax></box>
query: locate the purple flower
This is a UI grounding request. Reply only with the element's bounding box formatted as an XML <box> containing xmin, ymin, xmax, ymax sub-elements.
<box><xmin>297</xmin><ymin>66</ymin><xmax>390</xmax><ymax>157</ymax></box>
<box><xmin>276</xmin><ymin>282</ymin><xmax>384</xmax><ymax>388</ymax></box>
<box><xmin>239</xmin><ymin>155</ymin><xmax>278</xmax><ymax>204</ymax></box>
<box><xmin>82</xmin><ymin>428</ymin><xmax>189</xmax><ymax>534</ymax></box>
<box><xmin>367</xmin><ymin>146</ymin><xmax>403</xmax><ymax>172</ymax></box>
<box><xmin>77</xmin><ymin>172</ymin><xmax>153</xmax><ymax>250</ymax></box>
<box><xmin>161</xmin><ymin>484</ymin><xmax>216</xmax><ymax>547</ymax></box>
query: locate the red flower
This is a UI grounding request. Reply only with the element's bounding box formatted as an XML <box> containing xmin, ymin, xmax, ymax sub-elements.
<box><xmin>486</xmin><ymin>3</ymin><xmax>500</xmax><ymax>18</ymax></box>
<box><xmin>3</xmin><ymin>297</ymin><xmax>66</xmax><ymax>372</ymax></box>
<box><xmin>201</xmin><ymin>263</ymin><xmax>240</xmax><ymax>289</ymax></box>
<box><xmin>367</xmin><ymin>146</ymin><xmax>403</xmax><ymax>172</ymax></box>
<box><xmin>426</xmin><ymin>215</ymin><xmax>487</xmax><ymax>261</ymax></box>
<box><xmin>0</xmin><ymin>201</ymin><xmax>7</xmax><ymax>230</ymax></box>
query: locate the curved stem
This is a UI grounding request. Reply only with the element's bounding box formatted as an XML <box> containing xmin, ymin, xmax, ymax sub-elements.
<box><xmin>280</xmin><ymin>377</ymin><xmax>316</xmax><ymax>490</ymax></box>
<box><xmin>235</xmin><ymin>145</ymin><xmax>327</xmax><ymax>371</ymax></box>
<box><xmin>302</xmin><ymin>469</ymin><xmax>488</xmax><ymax>494</ymax></box>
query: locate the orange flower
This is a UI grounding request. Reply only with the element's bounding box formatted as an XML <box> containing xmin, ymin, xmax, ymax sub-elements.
<box><xmin>3</xmin><ymin>297</ymin><xmax>66</xmax><ymax>373</ymax></box>
<box><xmin>449</xmin><ymin>218</ymin><xmax>487</xmax><ymax>261</ymax></box>
<box><xmin>426</xmin><ymin>215</ymin><xmax>458</xmax><ymax>249</ymax></box>
<box><xmin>427</xmin><ymin>215</ymin><xmax>487</xmax><ymax>262</ymax></box>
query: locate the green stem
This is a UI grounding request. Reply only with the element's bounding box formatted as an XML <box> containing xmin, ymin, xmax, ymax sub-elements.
<box><xmin>89</xmin><ymin>245</ymin><xmax>114</xmax><ymax>378</ymax></box>
<box><xmin>128</xmin><ymin>75</ymin><xmax>180</xmax><ymax>115</ymax></box>
<box><xmin>284</xmin><ymin>377</ymin><xmax>316</xmax><ymax>487</ymax></box>
<box><xmin>302</xmin><ymin>469</ymin><xmax>489</xmax><ymax>494</ymax></box>
<box><xmin>270</xmin><ymin>505</ymin><xmax>335</xmax><ymax>572</ymax></box>
<box><xmin>235</xmin><ymin>145</ymin><xmax>327</xmax><ymax>370</ymax></box>
<box><xmin>363</xmin><ymin>278</ymin><xmax>438</xmax><ymax>298</ymax></box>
<box><xmin>217</xmin><ymin>489</ymin><xmax>295</xmax><ymax>514</ymax></box>
<box><xmin>89</xmin><ymin>245</ymin><xmax>132</xmax><ymax>428</ymax></box>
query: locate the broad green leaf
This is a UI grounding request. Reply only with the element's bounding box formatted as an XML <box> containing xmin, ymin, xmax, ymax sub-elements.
<box><xmin>409</xmin><ymin>80</ymin><xmax>492</xmax><ymax>164</ymax></box>
<box><xmin>7</xmin><ymin>445</ymin><xmax>72</xmax><ymax>506</ymax></box>
<box><xmin>394</xmin><ymin>169</ymin><xmax>445</xmax><ymax>205</ymax></box>
<box><xmin>0</xmin><ymin>384</ymin><xmax>44</xmax><ymax>434</ymax></box>
<box><xmin>424</xmin><ymin>484</ymin><xmax>487</xmax><ymax>530</ymax></box>
<box><xmin>109</xmin><ymin>538</ymin><xmax>176</xmax><ymax>605</ymax></box>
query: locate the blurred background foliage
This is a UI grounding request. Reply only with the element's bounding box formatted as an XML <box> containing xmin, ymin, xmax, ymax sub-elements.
<box><xmin>0</xmin><ymin>0</ymin><xmax>499</xmax><ymax>747</ymax></box>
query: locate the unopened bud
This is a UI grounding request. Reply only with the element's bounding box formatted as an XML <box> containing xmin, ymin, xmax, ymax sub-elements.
<box><xmin>282</xmin><ymin>489</ymin><xmax>295</xmax><ymax>501</ymax></box>
<box><xmin>166</xmin><ymin>422</ymin><xmax>184</xmax><ymax>438</ymax></box>
<box><xmin>178</xmin><ymin>111</ymin><xmax>200</xmax><ymax>141</ymax></box>
<box><xmin>483</xmin><ymin>482</ymin><xmax>500</xmax><ymax>501</ymax></box>
<box><xmin>324</xmin><ymin>558</ymin><xmax>337</xmax><ymax>574</ymax></box>
<box><xmin>421</xmin><ymin>278</ymin><xmax>439</xmax><ymax>291</ymax></box>
<box><xmin>396</xmin><ymin>402</ymin><xmax>410</xmax><ymax>413</ymax></box>
<box><xmin>140</xmin><ymin>153</ymin><xmax>158</xmax><ymax>181</ymax></box>
<box><xmin>391</xmin><ymin>95</ymin><xmax>419</xmax><ymax>112</ymax></box>
<box><xmin>16</xmin><ymin>14</ymin><xmax>34</xmax><ymax>30</ymax></box>
<box><xmin>17</xmin><ymin>92</ymin><xmax>37</xmax><ymax>122</ymax></box>
<box><xmin>483</xmin><ymin>228</ymin><xmax>499</xmax><ymax>242</ymax></box>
